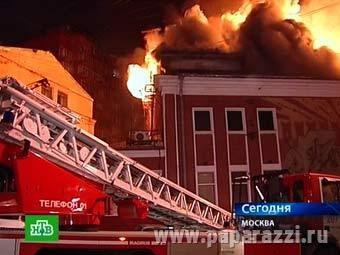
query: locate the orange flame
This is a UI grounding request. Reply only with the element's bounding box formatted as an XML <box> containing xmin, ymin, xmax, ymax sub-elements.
<box><xmin>277</xmin><ymin>0</ymin><xmax>340</xmax><ymax>53</ymax></box>
<box><xmin>280</xmin><ymin>0</ymin><xmax>301</xmax><ymax>20</ymax></box>
<box><xmin>185</xmin><ymin>4</ymin><xmax>209</xmax><ymax>24</ymax></box>
<box><xmin>221</xmin><ymin>2</ymin><xmax>253</xmax><ymax>30</ymax></box>
<box><xmin>127</xmin><ymin>30</ymin><xmax>162</xmax><ymax>101</ymax></box>
<box><xmin>299</xmin><ymin>1</ymin><xmax>340</xmax><ymax>53</ymax></box>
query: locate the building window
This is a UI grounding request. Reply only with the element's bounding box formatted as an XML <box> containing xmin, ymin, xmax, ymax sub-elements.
<box><xmin>226</xmin><ymin>110</ymin><xmax>245</xmax><ymax>132</ymax></box>
<box><xmin>193</xmin><ymin>108</ymin><xmax>217</xmax><ymax>204</ymax></box>
<box><xmin>258</xmin><ymin>110</ymin><xmax>275</xmax><ymax>131</ymax></box>
<box><xmin>225</xmin><ymin>108</ymin><xmax>249</xmax><ymax>172</ymax></box>
<box><xmin>41</xmin><ymin>86</ymin><xmax>53</xmax><ymax>99</ymax></box>
<box><xmin>194</xmin><ymin>110</ymin><xmax>211</xmax><ymax>131</ymax></box>
<box><xmin>197</xmin><ymin>172</ymin><xmax>216</xmax><ymax>203</ymax></box>
<box><xmin>57</xmin><ymin>91</ymin><xmax>68</xmax><ymax>107</ymax></box>
<box><xmin>257</xmin><ymin>108</ymin><xmax>281</xmax><ymax>171</ymax></box>
<box><xmin>231</xmin><ymin>172</ymin><xmax>250</xmax><ymax>204</ymax></box>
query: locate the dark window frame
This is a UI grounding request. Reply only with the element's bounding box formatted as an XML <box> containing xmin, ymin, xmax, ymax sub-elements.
<box><xmin>258</xmin><ymin>110</ymin><xmax>276</xmax><ymax>131</ymax></box>
<box><xmin>57</xmin><ymin>91</ymin><xmax>68</xmax><ymax>107</ymax></box>
<box><xmin>41</xmin><ymin>86</ymin><xmax>53</xmax><ymax>99</ymax></box>
<box><xmin>226</xmin><ymin>109</ymin><xmax>245</xmax><ymax>132</ymax></box>
<box><xmin>194</xmin><ymin>110</ymin><xmax>212</xmax><ymax>132</ymax></box>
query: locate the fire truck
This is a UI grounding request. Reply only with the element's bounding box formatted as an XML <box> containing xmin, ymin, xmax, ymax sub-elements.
<box><xmin>237</xmin><ymin>171</ymin><xmax>340</xmax><ymax>254</ymax></box>
<box><xmin>0</xmin><ymin>77</ymin><xmax>338</xmax><ymax>255</ymax></box>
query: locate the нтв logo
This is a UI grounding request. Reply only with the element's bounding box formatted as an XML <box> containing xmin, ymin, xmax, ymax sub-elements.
<box><xmin>30</xmin><ymin>220</ymin><xmax>54</xmax><ymax>236</ymax></box>
<box><xmin>25</xmin><ymin>215</ymin><xmax>59</xmax><ymax>242</ymax></box>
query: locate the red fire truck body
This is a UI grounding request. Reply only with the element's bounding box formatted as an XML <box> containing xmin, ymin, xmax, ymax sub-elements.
<box><xmin>0</xmin><ymin>139</ymin><xmax>299</xmax><ymax>255</ymax></box>
<box><xmin>0</xmin><ymin>140</ymin><xmax>107</xmax><ymax>227</ymax></box>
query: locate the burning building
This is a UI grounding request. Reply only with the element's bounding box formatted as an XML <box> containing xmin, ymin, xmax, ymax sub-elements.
<box><xmin>121</xmin><ymin>0</ymin><xmax>340</xmax><ymax>210</ymax></box>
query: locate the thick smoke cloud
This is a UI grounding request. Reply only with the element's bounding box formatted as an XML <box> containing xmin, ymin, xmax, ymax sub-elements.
<box><xmin>163</xmin><ymin>16</ymin><xmax>229</xmax><ymax>52</ymax></box>
<box><xmin>158</xmin><ymin>1</ymin><xmax>340</xmax><ymax>79</ymax></box>
<box><xmin>159</xmin><ymin>4</ymin><xmax>236</xmax><ymax>53</ymax></box>
<box><xmin>238</xmin><ymin>2</ymin><xmax>340</xmax><ymax>78</ymax></box>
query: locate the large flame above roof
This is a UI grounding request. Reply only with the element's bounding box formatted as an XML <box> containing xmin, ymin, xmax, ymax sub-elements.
<box><xmin>127</xmin><ymin>0</ymin><xmax>340</xmax><ymax>101</ymax></box>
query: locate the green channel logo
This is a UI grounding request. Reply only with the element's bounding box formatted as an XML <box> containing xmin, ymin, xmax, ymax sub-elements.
<box><xmin>25</xmin><ymin>215</ymin><xmax>59</xmax><ymax>242</ymax></box>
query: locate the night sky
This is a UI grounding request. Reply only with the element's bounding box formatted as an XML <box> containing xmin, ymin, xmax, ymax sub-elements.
<box><xmin>0</xmin><ymin>0</ymin><xmax>187</xmax><ymax>55</ymax></box>
<box><xmin>0</xmin><ymin>0</ymin><xmax>245</xmax><ymax>55</ymax></box>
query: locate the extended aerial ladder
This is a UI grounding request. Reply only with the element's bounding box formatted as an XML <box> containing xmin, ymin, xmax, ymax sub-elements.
<box><xmin>0</xmin><ymin>77</ymin><xmax>230</xmax><ymax>230</ymax></box>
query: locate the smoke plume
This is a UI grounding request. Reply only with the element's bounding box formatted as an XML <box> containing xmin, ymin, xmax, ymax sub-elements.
<box><xmin>238</xmin><ymin>2</ymin><xmax>340</xmax><ymax>78</ymax></box>
<box><xmin>155</xmin><ymin>0</ymin><xmax>340</xmax><ymax>78</ymax></box>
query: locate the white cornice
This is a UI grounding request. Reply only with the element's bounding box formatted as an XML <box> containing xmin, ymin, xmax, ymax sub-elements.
<box><xmin>155</xmin><ymin>75</ymin><xmax>340</xmax><ymax>97</ymax></box>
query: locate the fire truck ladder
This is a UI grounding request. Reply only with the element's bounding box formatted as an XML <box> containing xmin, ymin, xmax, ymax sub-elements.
<box><xmin>0</xmin><ymin>77</ymin><xmax>230</xmax><ymax>230</ymax></box>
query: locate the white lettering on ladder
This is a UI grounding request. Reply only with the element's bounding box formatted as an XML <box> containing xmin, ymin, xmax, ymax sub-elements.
<box><xmin>39</xmin><ymin>199</ymin><xmax>87</xmax><ymax>211</ymax></box>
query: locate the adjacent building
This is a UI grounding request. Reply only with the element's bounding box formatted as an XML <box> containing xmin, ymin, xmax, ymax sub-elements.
<box><xmin>25</xmin><ymin>27</ymin><xmax>130</xmax><ymax>146</ymax></box>
<box><xmin>0</xmin><ymin>46</ymin><xmax>95</xmax><ymax>133</ymax></box>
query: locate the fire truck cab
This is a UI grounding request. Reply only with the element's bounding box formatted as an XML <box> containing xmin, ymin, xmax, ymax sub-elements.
<box><xmin>248</xmin><ymin>171</ymin><xmax>340</xmax><ymax>254</ymax></box>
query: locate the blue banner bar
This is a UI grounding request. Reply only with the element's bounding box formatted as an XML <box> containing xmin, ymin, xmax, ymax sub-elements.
<box><xmin>235</xmin><ymin>203</ymin><xmax>340</xmax><ymax>216</ymax></box>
